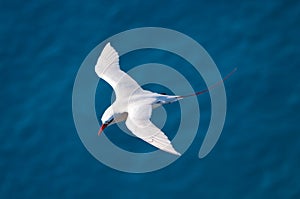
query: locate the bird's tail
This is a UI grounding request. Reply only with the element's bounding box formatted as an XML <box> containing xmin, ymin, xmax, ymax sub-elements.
<box><xmin>177</xmin><ymin>68</ymin><xmax>237</xmax><ymax>99</ymax></box>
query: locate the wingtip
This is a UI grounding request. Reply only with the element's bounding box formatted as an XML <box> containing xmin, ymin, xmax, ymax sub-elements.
<box><xmin>162</xmin><ymin>149</ymin><xmax>181</xmax><ymax>156</ymax></box>
<box><xmin>103</xmin><ymin>42</ymin><xmax>117</xmax><ymax>54</ymax></box>
<box><xmin>95</xmin><ymin>41</ymin><xmax>120</xmax><ymax>77</ymax></box>
<box><xmin>162</xmin><ymin>145</ymin><xmax>181</xmax><ymax>156</ymax></box>
<box><xmin>103</xmin><ymin>42</ymin><xmax>111</xmax><ymax>49</ymax></box>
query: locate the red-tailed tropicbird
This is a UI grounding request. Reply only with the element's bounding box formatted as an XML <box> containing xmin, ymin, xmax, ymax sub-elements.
<box><xmin>95</xmin><ymin>42</ymin><xmax>236</xmax><ymax>156</ymax></box>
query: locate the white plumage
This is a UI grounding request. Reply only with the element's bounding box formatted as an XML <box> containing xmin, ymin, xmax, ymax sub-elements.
<box><xmin>95</xmin><ymin>42</ymin><xmax>181</xmax><ymax>156</ymax></box>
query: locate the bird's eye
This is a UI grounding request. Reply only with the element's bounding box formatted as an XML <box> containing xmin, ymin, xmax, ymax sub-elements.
<box><xmin>106</xmin><ymin>117</ymin><xmax>114</xmax><ymax>124</ymax></box>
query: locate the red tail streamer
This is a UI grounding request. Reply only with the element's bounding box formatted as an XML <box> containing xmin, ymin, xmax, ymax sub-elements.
<box><xmin>178</xmin><ymin>68</ymin><xmax>237</xmax><ymax>99</ymax></box>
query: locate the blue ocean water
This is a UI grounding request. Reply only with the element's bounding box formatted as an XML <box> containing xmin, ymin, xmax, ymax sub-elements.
<box><xmin>1</xmin><ymin>0</ymin><xmax>300</xmax><ymax>198</ymax></box>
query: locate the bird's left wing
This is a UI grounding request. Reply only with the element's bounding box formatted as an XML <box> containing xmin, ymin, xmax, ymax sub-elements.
<box><xmin>126</xmin><ymin>104</ymin><xmax>181</xmax><ymax>156</ymax></box>
<box><xmin>95</xmin><ymin>42</ymin><xmax>144</xmax><ymax>99</ymax></box>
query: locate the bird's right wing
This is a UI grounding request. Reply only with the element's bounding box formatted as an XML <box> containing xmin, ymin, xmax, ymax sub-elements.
<box><xmin>126</xmin><ymin>104</ymin><xmax>181</xmax><ymax>156</ymax></box>
<box><xmin>95</xmin><ymin>42</ymin><xmax>143</xmax><ymax>98</ymax></box>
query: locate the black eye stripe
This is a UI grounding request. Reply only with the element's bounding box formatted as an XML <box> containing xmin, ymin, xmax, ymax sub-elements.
<box><xmin>106</xmin><ymin>117</ymin><xmax>114</xmax><ymax>124</ymax></box>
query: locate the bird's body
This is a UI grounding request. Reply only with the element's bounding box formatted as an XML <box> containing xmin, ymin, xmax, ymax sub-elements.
<box><xmin>95</xmin><ymin>42</ymin><xmax>182</xmax><ymax>155</ymax></box>
<box><xmin>108</xmin><ymin>91</ymin><xmax>179</xmax><ymax>124</ymax></box>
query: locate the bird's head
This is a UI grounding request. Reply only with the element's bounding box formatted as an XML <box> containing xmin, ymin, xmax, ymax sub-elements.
<box><xmin>98</xmin><ymin>107</ymin><xmax>114</xmax><ymax>136</ymax></box>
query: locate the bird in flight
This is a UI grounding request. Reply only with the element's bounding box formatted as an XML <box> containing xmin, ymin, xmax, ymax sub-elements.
<box><xmin>95</xmin><ymin>42</ymin><xmax>236</xmax><ymax>156</ymax></box>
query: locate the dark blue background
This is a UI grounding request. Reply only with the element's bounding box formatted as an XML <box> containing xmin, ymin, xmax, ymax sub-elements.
<box><xmin>1</xmin><ymin>0</ymin><xmax>299</xmax><ymax>198</ymax></box>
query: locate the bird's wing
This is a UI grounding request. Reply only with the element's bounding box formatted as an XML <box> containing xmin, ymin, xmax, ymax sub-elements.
<box><xmin>95</xmin><ymin>42</ymin><xmax>143</xmax><ymax>99</ymax></box>
<box><xmin>126</xmin><ymin>104</ymin><xmax>181</xmax><ymax>156</ymax></box>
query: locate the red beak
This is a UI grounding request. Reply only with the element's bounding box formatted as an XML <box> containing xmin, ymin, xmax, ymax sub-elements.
<box><xmin>98</xmin><ymin>123</ymin><xmax>108</xmax><ymax>136</ymax></box>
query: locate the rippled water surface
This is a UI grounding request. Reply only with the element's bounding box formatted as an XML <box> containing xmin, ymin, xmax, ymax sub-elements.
<box><xmin>1</xmin><ymin>0</ymin><xmax>300</xmax><ymax>198</ymax></box>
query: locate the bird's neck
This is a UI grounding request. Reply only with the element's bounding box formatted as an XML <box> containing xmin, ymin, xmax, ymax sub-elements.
<box><xmin>112</xmin><ymin>112</ymin><xmax>128</xmax><ymax>124</ymax></box>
